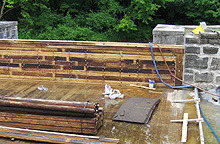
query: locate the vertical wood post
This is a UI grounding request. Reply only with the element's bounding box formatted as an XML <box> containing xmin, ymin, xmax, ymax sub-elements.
<box><xmin>175</xmin><ymin>54</ymin><xmax>184</xmax><ymax>86</ymax></box>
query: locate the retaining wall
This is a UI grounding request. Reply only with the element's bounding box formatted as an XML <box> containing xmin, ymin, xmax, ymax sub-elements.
<box><xmin>184</xmin><ymin>31</ymin><xmax>220</xmax><ymax>89</ymax></box>
<box><xmin>0</xmin><ymin>21</ymin><xmax>18</xmax><ymax>39</ymax></box>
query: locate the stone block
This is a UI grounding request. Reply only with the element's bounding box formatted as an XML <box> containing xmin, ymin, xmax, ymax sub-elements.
<box><xmin>185</xmin><ymin>34</ymin><xmax>199</xmax><ymax>44</ymax></box>
<box><xmin>176</xmin><ymin>35</ymin><xmax>185</xmax><ymax>45</ymax></box>
<box><xmin>204</xmin><ymin>28</ymin><xmax>214</xmax><ymax>32</ymax></box>
<box><xmin>199</xmin><ymin>31</ymin><xmax>218</xmax><ymax>39</ymax></box>
<box><xmin>184</xmin><ymin>69</ymin><xmax>194</xmax><ymax>73</ymax></box>
<box><xmin>184</xmin><ymin>74</ymin><xmax>194</xmax><ymax>82</ymax></box>
<box><xmin>0</xmin><ymin>21</ymin><xmax>17</xmax><ymax>28</ymax></box>
<box><xmin>11</xmin><ymin>29</ymin><xmax>18</xmax><ymax>38</ymax></box>
<box><xmin>199</xmin><ymin>39</ymin><xmax>208</xmax><ymax>44</ymax></box>
<box><xmin>185</xmin><ymin>55</ymin><xmax>208</xmax><ymax>69</ymax></box>
<box><xmin>197</xmin><ymin>83</ymin><xmax>208</xmax><ymax>90</ymax></box>
<box><xmin>0</xmin><ymin>32</ymin><xmax>3</xmax><ymax>38</ymax></box>
<box><xmin>6</xmin><ymin>31</ymin><xmax>10</xmax><ymax>38</ymax></box>
<box><xmin>210</xmin><ymin>58</ymin><xmax>220</xmax><ymax>70</ymax></box>
<box><xmin>208</xmin><ymin>39</ymin><xmax>220</xmax><ymax>44</ymax></box>
<box><xmin>216</xmin><ymin>31</ymin><xmax>220</xmax><ymax>38</ymax></box>
<box><xmin>203</xmin><ymin>46</ymin><xmax>219</xmax><ymax>54</ymax></box>
<box><xmin>206</xmin><ymin>84</ymin><xmax>216</xmax><ymax>90</ymax></box>
<box><xmin>195</xmin><ymin>72</ymin><xmax>213</xmax><ymax>82</ymax></box>
<box><xmin>216</xmin><ymin>76</ymin><xmax>220</xmax><ymax>83</ymax></box>
<box><xmin>185</xmin><ymin>45</ymin><xmax>200</xmax><ymax>54</ymax></box>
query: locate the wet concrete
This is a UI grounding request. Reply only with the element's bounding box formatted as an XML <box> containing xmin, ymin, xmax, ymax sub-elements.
<box><xmin>200</xmin><ymin>88</ymin><xmax>220</xmax><ymax>144</ymax></box>
<box><xmin>182</xmin><ymin>89</ymin><xmax>220</xmax><ymax>144</ymax></box>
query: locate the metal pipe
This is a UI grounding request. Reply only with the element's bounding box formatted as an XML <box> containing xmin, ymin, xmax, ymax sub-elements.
<box><xmin>0</xmin><ymin>96</ymin><xmax>98</xmax><ymax>109</ymax></box>
<box><xmin>195</xmin><ymin>88</ymin><xmax>205</xmax><ymax>144</ymax></box>
<box><xmin>0</xmin><ymin>100</ymin><xmax>96</xmax><ymax>114</ymax></box>
<box><xmin>0</xmin><ymin>106</ymin><xmax>96</xmax><ymax>117</ymax></box>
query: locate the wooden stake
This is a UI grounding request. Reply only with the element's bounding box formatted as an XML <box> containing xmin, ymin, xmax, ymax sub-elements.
<box><xmin>181</xmin><ymin>113</ymin><xmax>188</xmax><ymax>143</ymax></box>
<box><xmin>130</xmin><ymin>84</ymin><xmax>156</xmax><ymax>90</ymax></box>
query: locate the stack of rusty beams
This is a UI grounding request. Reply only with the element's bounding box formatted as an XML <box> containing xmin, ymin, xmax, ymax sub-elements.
<box><xmin>0</xmin><ymin>126</ymin><xmax>119</xmax><ymax>144</ymax></box>
<box><xmin>0</xmin><ymin>96</ymin><xmax>104</xmax><ymax>135</ymax></box>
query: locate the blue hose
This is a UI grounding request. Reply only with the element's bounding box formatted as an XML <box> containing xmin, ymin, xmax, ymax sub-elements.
<box><xmin>149</xmin><ymin>42</ymin><xmax>191</xmax><ymax>89</ymax></box>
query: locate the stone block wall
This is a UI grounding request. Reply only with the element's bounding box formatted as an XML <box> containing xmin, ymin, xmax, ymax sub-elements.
<box><xmin>0</xmin><ymin>21</ymin><xmax>18</xmax><ymax>39</ymax></box>
<box><xmin>184</xmin><ymin>31</ymin><xmax>220</xmax><ymax>89</ymax></box>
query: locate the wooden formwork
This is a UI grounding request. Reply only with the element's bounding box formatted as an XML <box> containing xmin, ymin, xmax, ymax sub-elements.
<box><xmin>0</xmin><ymin>39</ymin><xmax>184</xmax><ymax>87</ymax></box>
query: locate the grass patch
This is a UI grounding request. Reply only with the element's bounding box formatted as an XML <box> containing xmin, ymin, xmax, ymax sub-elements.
<box><xmin>213</xmin><ymin>28</ymin><xmax>220</xmax><ymax>32</ymax></box>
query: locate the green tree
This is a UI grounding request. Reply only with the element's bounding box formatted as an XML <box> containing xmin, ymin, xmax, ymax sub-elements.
<box><xmin>3</xmin><ymin>0</ymin><xmax>173</xmax><ymax>42</ymax></box>
<box><xmin>185</xmin><ymin>0</ymin><xmax>220</xmax><ymax>24</ymax></box>
<box><xmin>0</xmin><ymin>0</ymin><xmax>20</xmax><ymax>20</ymax></box>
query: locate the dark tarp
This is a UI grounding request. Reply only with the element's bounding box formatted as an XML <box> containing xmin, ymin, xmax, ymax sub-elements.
<box><xmin>112</xmin><ymin>97</ymin><xmax>160</xmax><ymax>124</ymax></box>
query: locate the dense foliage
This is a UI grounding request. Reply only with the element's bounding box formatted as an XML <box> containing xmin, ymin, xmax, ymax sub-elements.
<box><xmin>1</xmin><ymin>0</ymin><xmax>220</xmax><ymax>42</ymax></box>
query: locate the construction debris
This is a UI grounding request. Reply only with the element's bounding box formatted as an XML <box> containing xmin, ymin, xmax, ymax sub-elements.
<box><xmin>0</xmin><ymin>96</ymin><xmax>104</xmax><ymax>135</ymax></box>
<box><xmin>37</xmin><ymin>85</ymin><xmax>48</xmax><ymax>92</ymax></box>
<box><xmin>103</xmin><ymin>84</ymin><xmax>124</xmax><ymax>99</ymax></box>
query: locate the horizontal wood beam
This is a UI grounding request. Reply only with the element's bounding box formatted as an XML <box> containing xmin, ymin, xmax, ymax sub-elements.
<box><xmin>0</xmin><ymin>125</ymin><xmax>119</xmax><ymax>144</ymax></box>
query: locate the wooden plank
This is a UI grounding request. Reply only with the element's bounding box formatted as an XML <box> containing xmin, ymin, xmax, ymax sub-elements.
<box><xmin>0</xmin><ymin>121</ymin><xmax>99</xmax><ymax>135</ymax></box>
<box><xmin>0</xmin><ymin>46</ymin><xmax>58</xmax><ymax>52</ymax></box>
<box><xmin>0</xmin><ymin>74</ymin><xmax>174</xmax><ymax>87</ymax></box>
<box><xmin>0</xmin><ymin>115</ymin><xmax>98</xmax><ymax>129</ymax></box>
<box><xmin>181</xmin><ymin>113</ymin><xmax>188</xmax><ymax>143</ymax></box>
<box><xmin>0</xmin><ymin>39</ymin><xmax>184</xmax><ymax>49</ymax></box>
<box><xmin>0</xmin><ymin>111</ymin><xmax>102</xmax><ymax>123</ymax></box>
<box><xmin>0</xmin><ymin>69</ymin><xmax>175</xmax><ymax>86</ymax></box>
<box><xmin>0</xmin><ymin>66</ymin><xmax>173</xmax><ymax>79</ymax></box>
<box><xmin>0</xmin><ymin>50</ymin><xmax>176</xmax><ymax>61</ymax></box>
<box><xmin>0</xmin><ymin>45</ymin><xmax>181</xmax><ymax>55</ymax></box>
<box><xmin>0</xmin><ymin>109</ymin><xmax>104</xmax><ymax>135</ymax></box>
<box><xmin>0</xmin><ymin>46</ymin><xmax>182</xmax><ymax>60</ymax></box>
<box><xmin>0</xmin><ymin>126</ymin><xmax>119</xmax><ymax>144</ymax></box>
<box><xmin>0</xmin><ymin>58</ymin><xmax>176</xmax><ymax>72</ymax></box>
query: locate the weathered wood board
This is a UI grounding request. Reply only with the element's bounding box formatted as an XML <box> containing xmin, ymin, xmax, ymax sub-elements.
<box><xmin>0</xmin><ymin>126</ymin><xmax>119</xmax><ymax>144</ymax></box>
<box><xmin>0</xmin><ymin>39</ymin><xmax>184</xmax><ymax>87</ymax></box>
